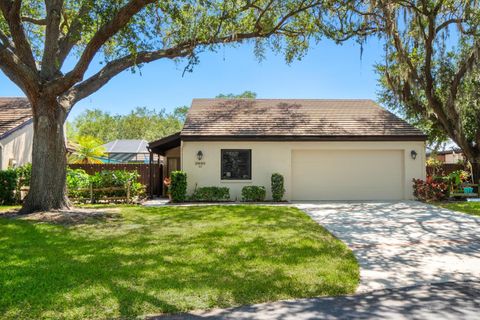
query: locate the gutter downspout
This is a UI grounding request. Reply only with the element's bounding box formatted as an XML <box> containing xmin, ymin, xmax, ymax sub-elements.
<box><xmin>0</xmin><ymin>141</ymin><xmax>4</xmax><ymax>170</ymax></box>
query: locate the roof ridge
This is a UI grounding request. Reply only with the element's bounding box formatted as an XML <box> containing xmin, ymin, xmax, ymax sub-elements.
<box><xmin>191</xmin><ymin>98</ymin><xmax>375</xmax><ymax>101</ymax></box>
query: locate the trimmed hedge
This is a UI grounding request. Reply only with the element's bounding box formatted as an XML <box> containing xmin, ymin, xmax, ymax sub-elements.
<box><xmin>271</xmin><ymin>173</ymin><xmax>285</xmax><ymax>202</ymax></box>
<box><xmin>190</xmin><ymin>186</ymin><xmax>230</xmax><ymax>202</ymax></box>
<box><xmin>0</xmin><ymin>169</ymin><xmax>18</xmax><ymax>205</ymax></box>
<box><xmin>241</xmin><ymin>185</ymin><xmax>266</xmax><ymax>202</ymax></box>
<box><xmin>170</xmin><ymin>171</ymin><xmax>187</xmax><ymax>202</ymax></box>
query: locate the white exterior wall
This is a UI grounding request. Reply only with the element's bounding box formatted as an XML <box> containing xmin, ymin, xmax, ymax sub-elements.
<box><xmin>181</xmin><ymin>140</ymin><xmax>426</xmax><ymax>201</ymax></box>
<box><xmin>0</xmin><ymin>122</ymin><xmax>33</xmax><ymax>170</ymax></box>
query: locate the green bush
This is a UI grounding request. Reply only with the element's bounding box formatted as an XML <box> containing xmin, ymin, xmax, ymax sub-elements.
<box><xmin>16</xmin><ymin>163</ymin><xmax>31</xmax><ymax>188</ymax></box>
<box><xmin>67</xmin><ymin>169</ymin><xmax>146</xmax><ymax>201</ymax></box>
<box><xmin>241</xmin><ymin>186</ymin><xmax>266</xmax><ymax>202</ymax></box>
<box><xmin>67</xmin><ymin>169</ymin><xmax>91</xmax><ymax>199</ymax></box>
<box><xmin>190</xmin><ymin>186</ymin><xmax>230</xmax><ymax>202</ymax></box>
<box><xmin>170</xmin><ymin>171</ymin><xmax>187</xmax><ymax>202</ymax></box>
<box><xmin>0</xmin><ymin>169</ymin><xmax>18</xmax><ymax>205</ymax></box>
<box><xmin>271</xmin><ymin>173</ymin><xmax>285</xmax><ymax>202</ymax></box>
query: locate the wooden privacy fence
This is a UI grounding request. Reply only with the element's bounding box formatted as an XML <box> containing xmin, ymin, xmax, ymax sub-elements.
<box><xmin>68</xmin><ymin>163</ymin><xmax>162</xmax><ymax>195</ymax></box>
<box><xmin>426</xmin><ymin>163</ymin><xmax>467</xmax><ymax>176</ymax></box>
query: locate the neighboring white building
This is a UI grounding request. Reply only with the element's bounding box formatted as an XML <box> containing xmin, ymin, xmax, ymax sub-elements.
<box><xmin>0</xmin><ymin>98</ymin><xmax>33</xmax><ymax>170</ymax></box>
<box><xmin>149</xmin><ymin>99</ymin><xmax>427</xmax><ymax>201</ymax></box>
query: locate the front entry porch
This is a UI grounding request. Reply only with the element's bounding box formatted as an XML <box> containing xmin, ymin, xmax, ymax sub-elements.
<box><xmin>148</xmin><ymin>132</ymin><xmax>182</xmax><ymax>198</ymax></box>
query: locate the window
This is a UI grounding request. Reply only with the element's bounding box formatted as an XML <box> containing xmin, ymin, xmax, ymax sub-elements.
<box><xmin>221</xmin><ymin>149</ymin><xmax>251</xmax><ymax>180</ymax></box>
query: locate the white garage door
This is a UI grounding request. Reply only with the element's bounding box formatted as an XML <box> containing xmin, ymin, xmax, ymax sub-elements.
<box><xmin>292</xmin><ymin>150</ymin><xmax>404</xmax><ymax>200</ymax></box>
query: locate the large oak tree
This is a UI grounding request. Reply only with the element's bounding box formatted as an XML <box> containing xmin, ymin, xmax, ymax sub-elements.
<box><xmin>0</xmin><ymin>0</ymin><xmax>327</xmax><ymax>213</ymax></box>
<box><xmin>324</xmin><ymin>0</ymin><xmax>480</xmax><ymax>180</ymax></box>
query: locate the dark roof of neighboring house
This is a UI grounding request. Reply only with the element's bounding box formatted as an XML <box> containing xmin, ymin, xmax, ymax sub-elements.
<box><xmin>102</xmin><ymin>139</ymin><xmax>149</xmax><ymax>154</ymax></box>
<box><xmin>181</xmin><ymin>99</ymin><xmax>426</xmax><ymax>140</ymax></box>
<box><xmin>0</xmin><ymin>97</ymin><xmax>32</xmax><ymax>139</ymax></box>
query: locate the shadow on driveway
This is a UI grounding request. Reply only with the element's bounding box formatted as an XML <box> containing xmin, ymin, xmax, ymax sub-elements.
<box><xmin>153</xmin><ymin>281</ymin><xmax>480</xmax><ymax>320</ymax></box>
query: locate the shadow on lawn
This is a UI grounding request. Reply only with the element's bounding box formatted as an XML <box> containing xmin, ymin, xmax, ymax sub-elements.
<box><xmin>0</xmin><ymin>205</ymin><xmax>358</xmax><ymax>319</ymax></box>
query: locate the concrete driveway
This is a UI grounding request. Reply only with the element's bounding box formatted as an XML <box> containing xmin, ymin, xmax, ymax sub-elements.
<box><xmin>295</xmin><ymin>201</ymin><xmax>480</xmax><ymax>292</ymax></box>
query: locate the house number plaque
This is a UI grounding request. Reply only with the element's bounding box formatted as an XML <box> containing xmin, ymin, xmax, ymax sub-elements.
<box><xmin>195</xmin><ymin>150</ymin><xmax>205</xmax><ymax>167</ymax></box>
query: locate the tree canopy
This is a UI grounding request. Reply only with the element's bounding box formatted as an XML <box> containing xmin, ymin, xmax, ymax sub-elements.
<box><xmin>216</xmin><ymin>90</ymin><xmax>257</xmax><ymax>98</ymax></box>
<box><xmin>68</xmin><ymin>106</ymin><xmax>186</xmax><ymax>142</ymax></box>
<box><xmin>0</xmin><ymin>0</ymin><xmax>327</xmax><ymax>105</ymax></box>
<box><xmin>325</xmin><ymin>0</ymin><xmax>480</xmax><ymax>179</ymax></box>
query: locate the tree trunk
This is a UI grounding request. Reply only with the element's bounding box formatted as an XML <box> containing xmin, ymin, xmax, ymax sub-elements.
<box><xmin>471</xmin><ymin>159</ymin><xmax>480</xmax><ymax>185</ymax></box>
<box><xmin>20</xmin><ymin>97</ymin><xmax>70</xmax><ymax>213</ymax></box>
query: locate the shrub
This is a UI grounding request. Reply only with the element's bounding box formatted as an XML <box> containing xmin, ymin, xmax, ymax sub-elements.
<box><xmin>445</xmin><ymin>170</ymin><xmax>471</xmax><ymax>189</ymax></box>
<box><xmin>67</xmin><ymin>169</ymin><xmax>146</xmax><ymax>201</ymax></box>
<box><xmin>0</xmin><ymin>169</ymin><xmax>18</xmax><ymax>205</ymax></box>
<box><xmin>170</xmin><ymin>171</ymin><xmax>187</xmax><ymax>202</ymax></box>
<box><xmin>91</xmin><ymin>170</ymin><xmax>145</xmax><ymax>200</ymax></box>
<box><xmin>271</xmin><ymin>173</ymin><xmax>285</xmax><ymax>202</ymax></box>
<box><xmin>413</xmin><ymin>177</ymin><xmax>449</xmax><ymax>202</ymax></box>
<box><xmin>241</xmin><ymin>186</ymin><xmax>266</xmax><ymax>202</ymax></box>
<box><xmin>16</xmin><ymin>163</ymin><xmax>31</xmax><ymax>188</ymax></box>
<box><xmin>190</xmin><ymin>186</ymin><xmax>230</xmax><ymax>202</ymax></box>
<box><xmin>67</xmin><ymin>168</ymin><xmax>91</xmax><ymax>199</ymax></box>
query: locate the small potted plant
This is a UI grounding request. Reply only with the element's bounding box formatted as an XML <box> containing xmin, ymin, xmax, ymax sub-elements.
<box><xmin>163</xmin><ymin>177</ymin><xmax>172</xmax><ymax>200</ymax></box>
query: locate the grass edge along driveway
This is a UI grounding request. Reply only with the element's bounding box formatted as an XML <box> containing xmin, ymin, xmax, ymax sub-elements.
<box><xmin>433</xmin><ymin>201</ymin><xmax>480</xmax><ymax>217</ymax></box>
<box><xmin>0</xmin><ymin>205</ymin><xmax>359</xmax><ymax>319</ymax></box>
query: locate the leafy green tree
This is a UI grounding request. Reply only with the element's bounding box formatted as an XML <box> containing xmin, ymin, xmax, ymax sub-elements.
<box><xmin>216</xmin><ymin>90</ymin><xmax>257</xmax><ymax>99</ymax></box>
<box><xmin>68</xmin><ymin>136</ymin><xmax>106</xmax><ymax>164</ymax></box>
<box><xmin>327</xmin><ymin>1</ymin><xmax>480</xmax><ymax>181</ymax></box>
<box><xmin>0</xmin><ymin>0</ymin><xmax>326</xmax><ymax>212</ymax></box>
<box><xmin>172</xmin><ymin>106</ymin><xmax>189</xmax><ymax>123</ymax></box>
<box><xmin>69</xmin><ymin>106</ymin><xmax>185</xmax><ymax>142</ymax></box>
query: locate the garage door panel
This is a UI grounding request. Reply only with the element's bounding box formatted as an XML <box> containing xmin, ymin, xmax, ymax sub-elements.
<box><xmin>292</xmin><ymin>150</ymin><xmax>404</xmax><ymax>200</ymax></box>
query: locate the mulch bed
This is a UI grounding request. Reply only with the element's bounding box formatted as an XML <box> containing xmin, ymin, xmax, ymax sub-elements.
<box><xmin>1</xmin><ymin>207</ymin><xmax>121</xmax><ymax>226</ymax></box>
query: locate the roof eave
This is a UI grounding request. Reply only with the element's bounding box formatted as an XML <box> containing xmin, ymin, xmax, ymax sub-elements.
<box><xmin>0</xmin><ymin>118</ymin><xmax>33</xmax><ymax>140</ymax></box>
<box><xmin>180</xmin><ymin>134</ymin><xmax>428</xmax><ymax>142</ymax></box>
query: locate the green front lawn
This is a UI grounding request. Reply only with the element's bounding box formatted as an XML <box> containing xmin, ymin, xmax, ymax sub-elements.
<box><xmin>0</xmin><ymin>205</ymin><xmax>20</xmax><ymax>212</ymax></box>
<box><xmin>435</xmin><ymin>201</ymin><xmax>480</xmax><ymax>217</ymax></box>
<box><xmin>0</xmin><ymin>205</ymin><xmax>359</xmax><ymax>319</ymax></box>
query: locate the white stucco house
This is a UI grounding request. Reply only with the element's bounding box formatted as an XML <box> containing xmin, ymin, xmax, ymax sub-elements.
<box><xmin>148</xmin><ymin>99</ymin><xmax>427</xmax><ymax>201</ymax></box>
<box><xmin>0</xmin><ymin>98</ymin><xmax>33</xmax><ymax>170</ymax></box>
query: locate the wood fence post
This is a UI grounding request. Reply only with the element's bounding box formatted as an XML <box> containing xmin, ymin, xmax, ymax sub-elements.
<box><xmin>89</xmin><ymin>183</ymin><xmax>94</xmax><ymax>204</ymax></box>
<box><xmin>126</xmin><ymin>181</ymin><xmax>131</xmax><ymax>203</ymax></box>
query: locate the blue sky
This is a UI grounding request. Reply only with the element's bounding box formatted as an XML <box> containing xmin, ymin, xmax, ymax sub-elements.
<box><xmin>0</xmin><ymin>38</ymin><xmax>385</xmax><ymax>120</ymax></box>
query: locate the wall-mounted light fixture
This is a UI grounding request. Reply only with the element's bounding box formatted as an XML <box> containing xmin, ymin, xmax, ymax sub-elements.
<box><xmin>410</xmin><ymin>150</ymin><xmax>417</xmax><ymax>160</ymax></box>
<box><xmin>196</xmin><ymin>150</ymin><xmax>203</xmax><ymax>161</ymax></box>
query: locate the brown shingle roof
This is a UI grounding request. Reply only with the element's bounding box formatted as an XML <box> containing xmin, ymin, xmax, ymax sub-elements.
<box><xmin>0</xmin><ymin>97</ymin><xmax>32</xmax><ymax>139</ymax></box>
<box><xmin>181</xmin><ymin>99</ymin><xmax>426</xmax><ymax>140</ymax></box>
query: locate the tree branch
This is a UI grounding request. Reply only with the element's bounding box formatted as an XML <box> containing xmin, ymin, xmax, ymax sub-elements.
<box><xmin>41</xmin><ymin>0</ymin><xmax>64</xmax><ymax>77</ymax></box>
<box><xmin>0</xmin><ymin>0</ymin><xmax>37</xmax><ymax>69</ymax></box>
<box><xmin>57</xmin><ymin>1</ymin><xmax>92</xmax><ymax>68</ymax></box>
<box><xmin>436</xmin><ymin>18</ymin><xmax>464</xmax><ymax>33</ymax></box>
<box><xmin>53</xmin><ymin>0</ymin><xmax>157</xmax><ymax>94</ymax></box>
<box><xmin>21</xmin><ymin>16</ymin><xmax>47</xmax><ymax>25</ymax></box>
<box><xmin>63</xmin><ymin>45</ymin><xmax>194</xmax><ymax>106</ymax></box>
<box><xmin>0</xmin><ymin>43</ymin><xmax>39</xmax><ymax>97</ymax></box>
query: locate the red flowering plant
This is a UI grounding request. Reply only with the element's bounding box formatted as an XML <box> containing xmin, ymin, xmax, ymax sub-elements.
<box><xmin>412</xmin><ymin>176</ymin><xmax>449</xmax><ymax>202</ymax></box>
